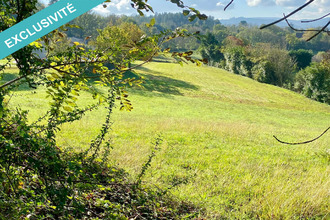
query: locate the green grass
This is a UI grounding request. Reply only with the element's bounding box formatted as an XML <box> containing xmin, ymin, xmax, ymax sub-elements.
<box><xmin>2</xmin><ymin>62</ymin><xmax>330</xmax><ymax>219</ymax></box>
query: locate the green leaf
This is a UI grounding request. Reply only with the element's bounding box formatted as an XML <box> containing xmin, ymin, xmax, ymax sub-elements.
<box><xmin>188</xmin><ymin>15</ymin><xmax>197</xmax><ymax>22</ymax></box>
<box><xmin>137</xmin><ymin>10</ymin><xmax>144</xmax><ymax>16</ymax></box>
<box><xmin>198</xmin><ymin>14</ymin><xmax>208</xmax><ymax>20</ymax></box>
<box><xmin>183</xmin><ymin>10</ymin><xmax>190</xmax><ymax>16</ymax></box>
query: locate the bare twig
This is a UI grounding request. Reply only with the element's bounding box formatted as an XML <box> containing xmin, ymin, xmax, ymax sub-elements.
<box><xmin>260</xmin><ymin>0</ymin><xmax>315</xmax><ymax>29</ymax></box>
<box><xmin>224</xmin><ymin>0</ymin><xmax>234</xmax><ymax>11</ymax></box>
<box><xmin>284</xmin><ymin>15</ymin><xmax>325</xmax><ymax>32</ymax></box>
<box><xmin>284</xmin><ymin>15</ymin><xmax>330</xmax><ymax>41</ymax></box>
<box><xmin>273</xmin><ymin>127</ymin><xmax>330</xmax><ymax>145</ymax></box>
<box><xmin>306</xmin><ymin>21</ymin><xmax>330</xmax><ymax>41</ymax></box>
<box><xmin>0</xmin><ymin>75</ymin><xmax>27</xmax><ymax>89</ymax></box>
<box><xmin>302</xmin><ymin>13</ymin><xmax>330</xmax><ymax>23</ymax></box>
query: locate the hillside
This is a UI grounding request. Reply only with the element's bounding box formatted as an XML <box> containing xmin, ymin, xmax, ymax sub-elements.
<box><xmin>6</xmin><ymin>62</ymin><xmax>330</xmax><ymax>219</ymax></box>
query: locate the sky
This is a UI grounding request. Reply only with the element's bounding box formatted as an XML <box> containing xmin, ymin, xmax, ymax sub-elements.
<box><xmin>38</xmin><ymin>0</ymin><xmax>330</xmax><ymax>20</ymax></box>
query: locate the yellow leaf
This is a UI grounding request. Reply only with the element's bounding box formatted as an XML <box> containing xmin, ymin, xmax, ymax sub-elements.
<box><xmin>29</xmin><ymin>41</ymin><xmax>42</xmax><ymax>48</ymax></box>
<box><xmin>63</xmin><ymin>106</ymin><xmax>73</xmax><ymax>112</ymax></box>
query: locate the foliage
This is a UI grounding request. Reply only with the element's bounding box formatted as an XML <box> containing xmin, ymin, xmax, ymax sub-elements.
<box><xmin>223</xmin><ymin>46</ymin><xmax>251</xmax><ymax>77</ymax></box>
<box><xmin>221</xmin><ymin>42</ymin><xmax>297</xmax><ymax>87</ymax></box>
<box><xmin>198</xmin><ymin>32</ymin><xmax>224</xmax><ymax>65</ymax></box>
<box><xmin>249</xmin><ymin>45</ymin><xmax>297</xmax><ymax>87</ymax></box>
<box><xmin>0</xmin><ymin>107</ymin><xmax>200</xmax><ymax>219</ymax></box>
<box><xmin>47</xmin><ymin>31</ymin><xmax>72</xmax><ymax>56</ymax></box>
<box><xmin>91</xmin><ymin>22</ymin><xmax>149</xmax><ymax>63</ymax></box>
<box><xmin>66</xmin><ymin>13</ymin><xmax>109</xmax><ymax>39</ymax></box>
<box><xmin>237</xmin><ymin>26</ymin><xmax>286</xmax><ymax>47</ymax></box>
<box><xmin>294</xmin><ymin>59</ymin><xmax>330</xmax><ymax>104</ymax></box>
<box><xmin>286</xmin><ymin>32</ymin><xmax>330</xmax><ymax>52</ymax></box>
<box><xmin>289</xmin><ymin>49</ymin><xmax>313</xmax><ymax>70</ymax></box>
<box><xmin>131</xmin><ymin>12</ymin><xmax>220</xmax><ymax>32</ymax></box>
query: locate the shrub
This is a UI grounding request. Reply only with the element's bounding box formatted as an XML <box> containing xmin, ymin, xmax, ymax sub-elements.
<box><xmin>0</xmin><ymin>108</ymin><xmax>200</xmax><ymax>219</ymax></box>
<box><xmin>294</xmin><ymin>62</ymin><xmax>330</xmax><ymax>104</ymax></box>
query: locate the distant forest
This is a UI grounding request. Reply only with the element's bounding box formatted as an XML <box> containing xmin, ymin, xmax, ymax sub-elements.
<box><xmin>65</xmin><ymin>12</ymin><xmax>328</xmax><ymax>52</ymax></box>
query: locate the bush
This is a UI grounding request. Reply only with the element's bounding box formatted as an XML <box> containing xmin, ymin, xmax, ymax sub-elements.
<box><xmin>0</xmin><ymin>110</ymin><xmax>200</xmax><ymax>219</ymax></box>
<box><xmin>249</xmin><ymin>45</ymin><xmax>296</xmax><ymax>87</ymax></box>
<box><xmin>294</xmin><ymin>62</ymin><xmax>330</xmax><ymax>104</ymax></box>
<box><xmin>223</xmin><ymin>46</ymin><xmax>251</xmax><ymax>77</ymax></box>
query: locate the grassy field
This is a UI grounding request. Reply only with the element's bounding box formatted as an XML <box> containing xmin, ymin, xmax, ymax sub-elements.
<box><xmin>2</xmin><ymin>61</ymin><xmax>330</xmax><ymax>219</ymax></box>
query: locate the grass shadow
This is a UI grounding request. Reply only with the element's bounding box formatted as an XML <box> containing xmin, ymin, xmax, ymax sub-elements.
<box><xmin>152</xmin><ymin>56</ymin><xmax>174</xmax><ymax>63</ymax></box>
<box><xmin>132</xmin><ymin>65</ymin><xmax>199</xmax><ymax>96</ymax></box>
<box><xmin>0</xmin><ymin>73</ymin><xmax>34</xmax><ymax>91</ymax></box>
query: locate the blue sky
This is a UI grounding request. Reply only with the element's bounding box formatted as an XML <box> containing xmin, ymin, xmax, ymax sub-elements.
<box><xmin>39</xmin><ymin>0</ymin><xmax>329</xmax><ymax>20</ymax></box>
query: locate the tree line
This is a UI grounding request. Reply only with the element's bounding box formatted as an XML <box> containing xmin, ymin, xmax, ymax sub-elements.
<box><xmin>198</xmin><ymin>23</ymin><xmax>329</xmax><ymax>104</ymax></box>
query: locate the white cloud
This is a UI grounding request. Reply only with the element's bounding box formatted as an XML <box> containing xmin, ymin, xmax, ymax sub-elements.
<box><xmin>275</xmin><ymin>0</ymin><xmax>301</xmax><ymax>7</ymax></box>
<box><xmin>310</xmin><ymin>0</ymin><xmax>330</xmax><ymax>14</ymax></box>
<box><xmin>107</xmin><ymin>0</ymin><xmax>130</xmax><ymax>11</ymax></box>
<box><xmin>246</xmin><ymin>0</ymin><xmax>275</xmax><ymax>6</ymax></box>
<box><xmin>92</xmin><ymin>4</ymin><xmax>111</xmax><ymax>15</ymax></box>
<box><xmin>284</xmin><ymin>0</ymin><xmax>330</xmax><ymax>19</ymax></box>
<box><xmin>216</xmin><ymin>1</ymin><xmax>235</xmax><ymax>10</ymax></box>
<box><xmin>246</xmin><ymin>0</ymin><xmax>263</xmax><ymax>6</ymax></box>
<box><xmin>92</xmin><ymin>0</ymin><xmax>133</xmax><ymax>15</ymax></box>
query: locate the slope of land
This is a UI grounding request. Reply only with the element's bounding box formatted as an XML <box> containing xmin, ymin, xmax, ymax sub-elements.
<box><xmin>5</xmin><ymin>62</ymin><xmax>330</xmax><ymax>219</ymax></box>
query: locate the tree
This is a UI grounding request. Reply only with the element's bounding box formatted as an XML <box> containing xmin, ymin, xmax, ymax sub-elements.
<box><xmin>66</xmin><ymin>13</ymin><xmax>108</xmax><ymax>39</ymax></box>
<box><xmin>237</xmin><ymin>26</ymin><xmax>286</xmax><ymax>47</ymax></box>
<box><xmin>294</xmin><ymin>55</ymin><xmax>330</xmax><ymax>104</ymax></box>
<box><xmin>199</xmin><ymin>32</ymin><xmax>224</xmax><ymax>65</ymax></box>
<box><xmin>289</xmin><ymin>49</ymin><xmax>313</xmax><ymax>70</ymax></box>
<box><xmin>239</xmin><ymin>20</ymin><xmax>248</xmax><ymax>26</ymax></box>
<box><xmin>93</xmin><ymin>22</ymin><xmax>145</xmax><ymax>51</ymax></box>
<box><xmin>222</xmin><ymin>36</ymin><xmax>251</xmax><ymax>76</ymax></box>
<box><xmin>248</xmin><ymin>44</ymin><xmax>296</xmax><ymax>87</ymax></box>
<box><xmin>223</xmin><ymin>45</ymin><xmax>251</xmax><ymax>76</ymax></box>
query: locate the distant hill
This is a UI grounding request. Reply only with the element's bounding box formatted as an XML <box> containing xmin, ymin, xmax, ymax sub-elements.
<box><xmin>220</xmin><ymin>17</ymin><xmax>326</xmax><ymax>29</ymax></box>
